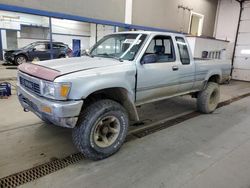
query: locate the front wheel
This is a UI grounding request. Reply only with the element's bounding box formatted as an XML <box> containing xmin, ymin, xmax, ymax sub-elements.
<box><xmin>72</xmin><ymin>99</ymin><xmax>129</xmax><ymax>160</ymax></box>
<box><xmin>15</xmin><ymin>55</ymin><xmax>27</xmax><ymax>65</ymax></box>
<box><xmin>197</xmin><ymin>82</ymin><xmax>220</xmax><ymax>113</ymax></box>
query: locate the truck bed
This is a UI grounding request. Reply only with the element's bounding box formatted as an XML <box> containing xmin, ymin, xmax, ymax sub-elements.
<box><xmin>194</xmin><ymin>59</ymin><xmax>231</xmax><ymax>83</ymax></box>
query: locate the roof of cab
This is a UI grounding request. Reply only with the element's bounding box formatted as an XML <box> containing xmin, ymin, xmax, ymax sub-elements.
<box><xmin>111</xmin><ymin>30</ymin><xmax>185</xmax><ymax>37</ymax></box>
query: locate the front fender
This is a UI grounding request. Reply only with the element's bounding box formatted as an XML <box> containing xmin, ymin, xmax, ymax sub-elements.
<box><xmin>55</xmin><ymin>63</ymin><xmax>136</xmax><ymax>100</ymax></box>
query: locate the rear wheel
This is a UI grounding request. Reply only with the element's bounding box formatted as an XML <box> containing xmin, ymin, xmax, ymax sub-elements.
<box><xmin>72</xmin><ymin>99</ymin><xmax>129</xmax><ymax>160</ymax></box>
<box><xmin>15</xmin><ymin>55</ymin><xmax>27</xmax><ymax>65</ymax></box>
<box><xmin>197</xmin><ymin>82</ymin><xmax>220</xmax><ymax>113</ymax></box>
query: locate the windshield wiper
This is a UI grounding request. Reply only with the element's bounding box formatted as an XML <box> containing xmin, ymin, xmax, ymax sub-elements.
<box><xmin>83</xmin><ymin>51</ymin><xmax>94</xmax><ymax>58</ymax></box>
<box><xmin>95</xmin><ymin>53</ymin><xmax>123</xmax><ymax>62</ymax></box>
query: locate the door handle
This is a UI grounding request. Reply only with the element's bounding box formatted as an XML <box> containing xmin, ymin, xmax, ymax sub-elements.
<box><xmin>172</xmin><ymin>66</ymin><xmax>179</xmax><ymax>71</ymax></box>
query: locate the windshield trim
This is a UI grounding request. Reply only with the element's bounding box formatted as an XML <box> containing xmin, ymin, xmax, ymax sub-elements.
<box><xmin>120</xmin><ymin>34</ymin><xmax>142</xmax><ymax>59</ymax></box>
<box><xmin>90</xmin><ymin>33</ymin><xmax>145</xmax><ymax>61</ymax></box>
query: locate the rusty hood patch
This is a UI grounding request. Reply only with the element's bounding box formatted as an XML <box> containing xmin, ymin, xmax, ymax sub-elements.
<box><xmin>18</xmin><ymin>63</ymin><xmax>61</xmax><ymax>81</ymax></box>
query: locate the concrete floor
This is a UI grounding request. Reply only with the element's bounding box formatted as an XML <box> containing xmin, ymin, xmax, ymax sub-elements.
<box><xmin>0</xmin><ymin>81</ymin><xmax>250</xmax><ymax>187</ymax></box>
<box><xmin>0</xmin><ymin>63</ymin><xmax>17</xmax><ymax>81</ymax></box>
<box><xmin>19</xmin><ymin>96</ymin><xmax>250</xmax><ymax>188</ymax></box>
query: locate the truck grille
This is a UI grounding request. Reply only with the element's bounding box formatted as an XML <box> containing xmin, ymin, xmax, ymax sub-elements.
<box><xmin>20</xmin><ymin>76</ymin><xmax>41</xmax><ymax>95</ymax></box>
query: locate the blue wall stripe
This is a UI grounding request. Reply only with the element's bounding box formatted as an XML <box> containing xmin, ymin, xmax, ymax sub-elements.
<box><xmin>0</xmin><ymin>3</ymin><xmax>180</xmax><ymax>33</ymax></box>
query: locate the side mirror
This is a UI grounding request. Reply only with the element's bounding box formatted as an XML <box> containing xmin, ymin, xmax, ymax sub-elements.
<box><xmin>141</xmin><ymin>54</ymin><xmax>157</xmax><ymax>64</ymax></box>
<box><xmin>81</xmin><ymin>49</ymin><xmax>90</xmax><ymax>56</ymax></box>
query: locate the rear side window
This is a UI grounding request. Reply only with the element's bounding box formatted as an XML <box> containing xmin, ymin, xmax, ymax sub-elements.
<box><xmin>34</xmin><ymin>43</ymin><xmax>47</xmax><ymax>51</ymax></box>
<box><xmin>52</xmin><ymin>44</ymin><xmax>66</xmax><ymax>49</ymax></box>
<box><xmin>175</xmin><ymin>37</ymin><xmax>190</xmax><ymax>65</ymax></box>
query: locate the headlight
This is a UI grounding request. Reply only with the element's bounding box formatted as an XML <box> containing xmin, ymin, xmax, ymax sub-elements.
<box><xmin>42</xmin><ymin>81</ymin><xmax>71</xmax><ymax>100</ymax></box>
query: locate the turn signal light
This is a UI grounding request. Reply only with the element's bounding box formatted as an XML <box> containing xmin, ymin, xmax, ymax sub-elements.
<box><xmin>41</xmin><ymin>106</ymin><xmax>52</xmax><ymax>113</ymax></box>
<box><xmin>60</xmin><ymin>84</ymin><xmax>70</xmax><ymax>97</ymax></box>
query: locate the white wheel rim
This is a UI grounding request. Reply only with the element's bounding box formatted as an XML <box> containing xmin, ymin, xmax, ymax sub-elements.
<box><xmin>93</xmin><ymin>116</ymin><xmax>120</xmax><ymax>148</ymax></box>
<box><xmin>17</xmin><ymin>57</ymin><xmax>26</xmax><ymax>64</ymax></box>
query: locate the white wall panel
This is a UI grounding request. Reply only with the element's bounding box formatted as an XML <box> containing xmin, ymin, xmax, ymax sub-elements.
<box><xmin>1</xmin><ymin>30</ymin><xmax>7</xmax><ymax>50</ymax></box>
<box><xmin>243</xmin><ymin>1</ymin><xmax>250</xmax><ymax>8</ymax></box>
<box><xmin>233</xmin><ymin>57</ymin><xmax>250</xmax><ymax>69</ymax></box>
<box><xmin>0</xmin><ymin>10</ymin><xmax>49</xmax><ymax>28</ymax></box>
<box><xmin>89</xmin><ymin>23</ymin><xmax>97</xmax><ymax>48</ymax></box>
<box><xmin>232</xmin><ymin>68</ymin><xmax>250</xmax><ymax>81</ymax></box>
<box><xmin>237</xmin><ymin>33</ymin><xmax>250</xmax><ymax>45</ymax></box>
<box><xmin>235</xmin><ymin>45</ymin><xmax>250</xmax><ymax>57</ymax></box>
<box><xmin>241</xmin><ymin>7</ymin><xmax>250</xmax><ymax>20</ymax></box>
<box><xmin>52</xmin><ymin>34</ymin><xmax>89</xmax><ymax>50</ymax></box>
<box><xmin>51</xmin><ymin>18</ymin><xmax>90</xmax><ymax>36</ymax></box>
<box><xmin>17</xmin><ymin>38</ymin><xmax>47</xmax><ymax>48</ymax></box>
<box><xmin>239</xmin><ymin>20</ymin><xmax>250</xmax><ymax>33</ymax></box>
<box><xmin>215</xmin><ymin>0</ymin><xmax>239</xmax><ymax>41</ymax></box>
<box><xmin>233</xmin><ymin>2</ymin><xmax>250</xmax><ymax>81</ymax></box>
<box><xmin>97</xmin><ymin>25</ymin><xmax>115</xmax><ymax>42</ymax></box>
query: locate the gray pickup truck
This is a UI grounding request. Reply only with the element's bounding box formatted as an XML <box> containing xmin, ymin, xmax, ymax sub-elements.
<box><xmin>17</xmin><ymin>31</ymin><xmax>231</xmax><ymax>160</ymax></box>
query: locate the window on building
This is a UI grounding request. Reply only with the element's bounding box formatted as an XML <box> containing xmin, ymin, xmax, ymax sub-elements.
<box><xmin>189</xmin><ymin>12</ymin><xmax>204</xmax><ymax>36</ymax></box>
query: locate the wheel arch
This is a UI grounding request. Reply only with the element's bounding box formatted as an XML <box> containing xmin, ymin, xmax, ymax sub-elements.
<box><xmin>200</xmin><ymin>73</ymin><xmax>221</xmax><ymax>91</ymax></box>
<box><xmin>83</xmin><ymin>87</ymin><xmax>139</xmax><ymax>121</ymax></box>
<box><xmin>15</xmin><ymin>53</ymin><xmax>28</xmax><ymax>59</ymax></box>
<box><xmin>207</xmin><ymin>74</ymin><xmax>221</xmax><ymax>83</ymax></box>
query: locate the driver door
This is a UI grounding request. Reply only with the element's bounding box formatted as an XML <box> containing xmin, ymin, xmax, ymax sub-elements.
<box><xmin>29</xmin><ymin>43</ymin><xmax>50</xmax><ymax>61</ymax></box>
<box><xmin>136</xmin><ymin>35</ymin><xmax>180</xmax><ymax>105</ymax></box>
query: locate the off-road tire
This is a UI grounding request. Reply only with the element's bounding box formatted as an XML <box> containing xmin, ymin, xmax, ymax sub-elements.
<box><xmin>197</xmin><ymin>82</ymin><xmax>220</xmax><ymax>114</ymax></box>
<box><xmin>72</xmin><ymin>99</ymin><xmax>129</xmax><ymax>160</ymax></box>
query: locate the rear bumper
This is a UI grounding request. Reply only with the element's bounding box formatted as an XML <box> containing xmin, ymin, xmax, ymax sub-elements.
<box><xmin>17</xmin><ymin>84</ymin><xmax>83</xmax><ymax>128</ymax></box>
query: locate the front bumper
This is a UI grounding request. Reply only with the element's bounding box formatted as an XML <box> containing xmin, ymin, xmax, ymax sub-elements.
<box><xmin>17</xmin><ymin>84</ymin><xmax>83</xmax><ymax>128</ymax></box>
<box><xmin>4</xmin><ymin>55</ymin><xmax>14</xmax><ymax>62</ymax></box>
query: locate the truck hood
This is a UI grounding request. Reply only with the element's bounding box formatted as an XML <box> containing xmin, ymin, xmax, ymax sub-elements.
<box><xmin>36</xmin><ymin>56</ymin><xmax>123</xmax><ymax>75</ymax></box>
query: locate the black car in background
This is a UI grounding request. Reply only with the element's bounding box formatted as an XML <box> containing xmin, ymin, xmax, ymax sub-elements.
<box><xmin>4</xmin><ymin>41</ymin><xmax>73</xmax><ymax>65</ymax></box>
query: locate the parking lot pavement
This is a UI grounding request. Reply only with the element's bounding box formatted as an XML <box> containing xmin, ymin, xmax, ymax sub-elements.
<box><xmin>0</xmin><ymin>80</ymin><xmax>250</xmax><ymax>181</ymax></box>
<box><xmin>18</xmin><ymin>96</ymin><xmax>250</xmax><ymax>188</ymax></box>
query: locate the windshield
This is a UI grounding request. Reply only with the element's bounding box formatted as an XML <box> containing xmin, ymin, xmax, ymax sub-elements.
<box><xmin>21</xmin><ymin>43</ymin><xmax>36</xmax><ymax>49</ymax></box>
<box><xmin>90</xmin><ymin>34</ymin><xmax>147</xmax><ymax>61</ymax></box>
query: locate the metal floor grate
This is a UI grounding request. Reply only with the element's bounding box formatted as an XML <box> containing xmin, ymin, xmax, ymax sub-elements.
<box><xmin>0</xmin><ymin>153</ymin><xmax>84</xmax><ymax>188</ymax></box>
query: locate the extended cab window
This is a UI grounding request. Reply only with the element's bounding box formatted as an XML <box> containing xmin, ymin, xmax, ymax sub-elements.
<box><xmin>175</xmin><ymin>37</ymin><xmax>190</xmax><ymax>65</ymax></box>
<box><xmin>144</xmin><ymin>35</ymin><xmax>175</xmax><ymax>63</ymax></box>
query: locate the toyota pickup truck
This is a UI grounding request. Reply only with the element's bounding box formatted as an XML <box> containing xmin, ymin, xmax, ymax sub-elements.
<box><xmin>17</xmin><ymin>31</ymin><xmax>231</xmax><ymax>160</ymax></box>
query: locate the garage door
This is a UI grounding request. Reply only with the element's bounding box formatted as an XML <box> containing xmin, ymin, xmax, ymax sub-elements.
<box><xmin>233</xmin><ymin>1</ymin><xmax>250</xmax><ymax>81</ymax></box>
